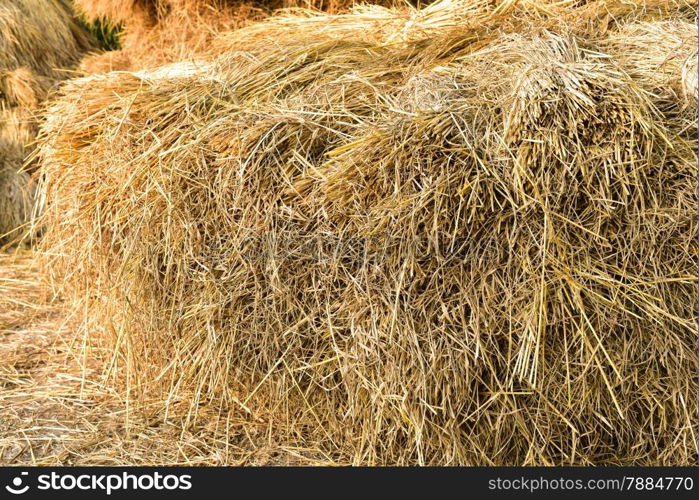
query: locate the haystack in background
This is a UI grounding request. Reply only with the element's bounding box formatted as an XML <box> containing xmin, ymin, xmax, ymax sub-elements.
<box><xmin>0</xmin><ymin>140</ymin><xmax>33</xmax><ymax>244</ymax></box>
<box><xmin>0</xmin><ymin>0</ymin><xmax>94</xmax><ymax>77</ymax></box>
<box><xmin>1</xmin><ymin>0</ymin><xmax>95</xmax><ymax>141</ymax></box>
<box><xmin>0</xmin><ymin>0</ymin><xmax>95</xmax><ymax>244</ymax></box>
<box><xmin>37</xmin><ymin>0</ymin><xmax>697</xmax><ymax>465</ymax></box>
<box><xmin>75</xmin><ymin>0</ymin><xmax>397</xmax><ymax>72</ymax></box>
<box><xmin>74</xmin><ymin>0</ymin><xmax>359</xmax><ymax>22</ymax></box>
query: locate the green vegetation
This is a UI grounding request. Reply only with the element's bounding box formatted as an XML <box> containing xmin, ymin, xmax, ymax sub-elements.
<box><xmin>71</xmin><ymin>2</ymin><xmax>122</xmax><ymax>50</ymax></box>
<box><xmin>83</xmin><ymin>16</ymin><xmax>122</xmax><ymax>50</ymax></box>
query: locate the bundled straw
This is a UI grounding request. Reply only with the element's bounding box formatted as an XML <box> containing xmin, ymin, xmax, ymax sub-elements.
<box><xmin>37</xmin><ymin>0</ymin><xmax>697</xmax><ymax>464</ymax></box>
<box><xmin>0</xmin><ymin>0</ymin><xmax>95</xmax><ymax>243</ymax></box>
<box><xmin>210</xmin><ymin>0</ymin><xmax>698</xmax><ymax>50</ymax></box>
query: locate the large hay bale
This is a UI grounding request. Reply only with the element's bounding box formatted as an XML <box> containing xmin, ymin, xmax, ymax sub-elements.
<box><xmin>0</xmin><ymin>0</ymin><xmax>95</xmax><ymax>244</ymax></box>
<box><xmin>38</xmin><ymin>1</ymin><xmax>697</xmax><ymax>464</ymax></box>
<box><xmin>207</xmin><ymin>0</ymin><xmax>698</xmax><ymax>59</ymax></box>
<box><xmin>76</xmin><ymin>0</ymin><xmax>698</xmax><ymax>72</ymax></box>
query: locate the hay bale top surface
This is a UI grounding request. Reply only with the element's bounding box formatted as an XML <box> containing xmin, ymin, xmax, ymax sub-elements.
<box><xmin>209</xmin><ymin>0</ymin><xmax>698</xmax><ymax>54</ymax></box>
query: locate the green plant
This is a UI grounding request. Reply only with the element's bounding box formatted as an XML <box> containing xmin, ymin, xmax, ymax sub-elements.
<box><xmin>70</xmin><ymin>1</ymin><xmax>122</xmax><ymax>50</ymax></box>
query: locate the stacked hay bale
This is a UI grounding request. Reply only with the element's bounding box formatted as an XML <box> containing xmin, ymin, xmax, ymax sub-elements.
<box><xmin>37</xmin><ymin>0</ymin><xmax>697</xmax><ymax>464</ymax></box>
<box><xmin>75</xmin><ymin>0</ymin><xmax>398</xmax><ymax>72</ymax></box>
<box><xmin>0</xmin><ymin>0</ymin><xmax>95</xmax><ymax>244</ymax></box>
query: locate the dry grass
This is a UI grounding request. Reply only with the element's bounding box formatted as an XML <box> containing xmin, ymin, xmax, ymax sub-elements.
<box><xmin>210</xmin><ymin>0</ymin><xmax>697</xmax><ymax>48</ymax></box>
<box><xmin>601</xmin><ymin>19</ymin><xmax>698</xmax><ymax>105</ymax></box>
<box><xmin>0</xmin><ymin>250</ymin><xmax>86</xmax><ymax>464</ymax></box>
<box><xmin>29</xmin><ymin>0</ymin><xmax>699</xmax><ymax>465</ymax></box>
<box><xmin>0</xmin><ymin>0</ymin><xmax>95</xmax><ymax>79</ymax></box>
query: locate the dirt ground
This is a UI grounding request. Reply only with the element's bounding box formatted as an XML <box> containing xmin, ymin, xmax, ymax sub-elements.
<box><xmin>0</xmin><ymin>250</ymin><xmax>328</xmax><ymax>465</ymax></box>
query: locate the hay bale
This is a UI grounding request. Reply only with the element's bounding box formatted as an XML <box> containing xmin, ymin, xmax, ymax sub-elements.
<box><xmin>74</xmin><ymin>1</ymin><xmax>362</xmax><ymax>24</ymax></box>
<box><xmin>73</xmin><ymin>0</ymin><xmax>699</xmax><ymax>72</ymax></box>
<box><xmin>0</xmin><ymin>108</ymin><xmax>38</xmax><ymax>147</ymax></box>
<box><xmin>0</xmin><ymin>67</ymin><xmax>53</xmax><ymax>109</ymax></box>
<box><xmin>209</xmin><ymin>0</ymin><xmax>698</xmax><ymax>50</ymax></box>
<box><xmin>37</xmin><ymin>1</ymin><xmax>697</xmax><ymax>464</ymax></box>
<box><xmin>78</xmin><ymin>49</ymin><xmax>134</xmax><ymax>74</ymax></box>
<box><xmin>73</xmin><ymin>0</ymin><xmax>153</xmax><ymax>24</ymax></box>
<box><xmin>75</xmin><ymin>1</ymin><xmax>262</xmax><ymax>72</ymax></box>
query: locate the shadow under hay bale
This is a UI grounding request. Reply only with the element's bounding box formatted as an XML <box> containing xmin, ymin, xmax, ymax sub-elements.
<box><xmin>37</xmin><ymin>0</ymin><xmax>697</xmax><ymax>465</ymax></box>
